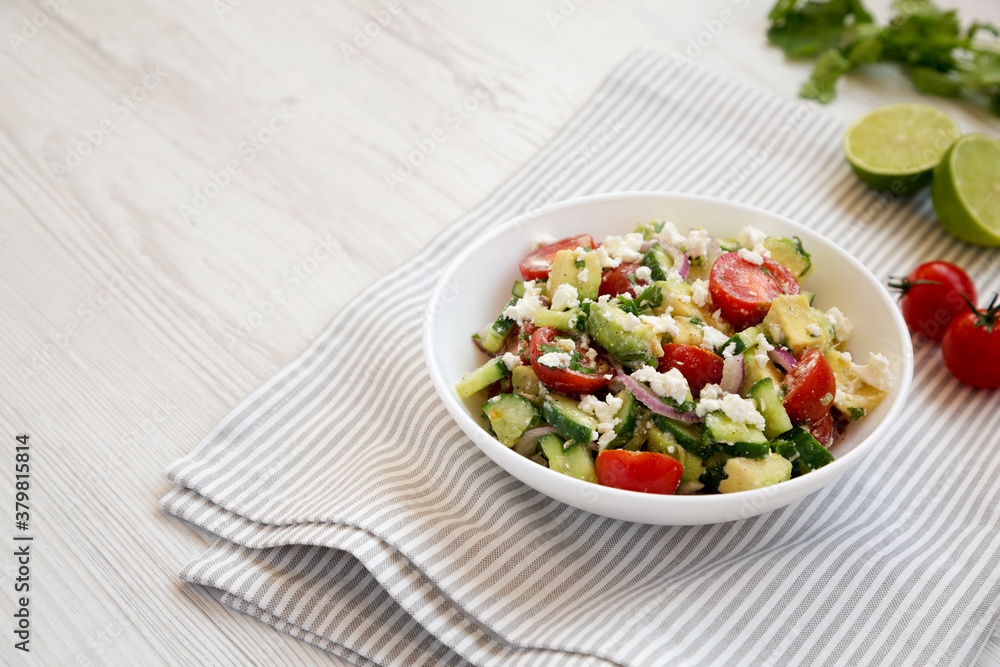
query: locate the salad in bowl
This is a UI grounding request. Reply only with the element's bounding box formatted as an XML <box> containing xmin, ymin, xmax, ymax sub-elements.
<box><xmin>454</xmin><ymin>221</ymin><xmax>893</xmax><ymax>497</ymax></box>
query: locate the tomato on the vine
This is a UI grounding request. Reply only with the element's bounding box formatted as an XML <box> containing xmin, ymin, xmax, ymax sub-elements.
<box><xmin>889</xmin><ymin>261</ymin><xmax>977</xmax><ymax>341</ymax></box>
<box><xmin>941</xmin><ymin>295</ymin><xmax>1000</xmax><ymax>389</ymax></box>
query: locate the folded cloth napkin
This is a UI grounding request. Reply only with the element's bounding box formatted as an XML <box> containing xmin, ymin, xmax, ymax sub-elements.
<box><xmin>161</xmin><ymin>49</ymin><xmax>1000</xmax><ymax>667</ymax></box>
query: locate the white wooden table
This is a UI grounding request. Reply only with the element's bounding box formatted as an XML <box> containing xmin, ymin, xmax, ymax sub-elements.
<box><xmin>1</xmin><ymin>0</ymin><xmax>998</xmax><ymax>664</ymax></box>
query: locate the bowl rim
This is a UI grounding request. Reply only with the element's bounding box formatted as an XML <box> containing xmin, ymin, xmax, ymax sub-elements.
<box><xmin>423</xmin><ymin>191</ymin><xmax>914</xmax><ymax>518</ymax></box>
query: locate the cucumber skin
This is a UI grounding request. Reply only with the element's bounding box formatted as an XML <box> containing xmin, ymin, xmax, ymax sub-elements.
<box><xmin>773</xmin><ymin>428</ymin><xmax>834</xmax><ymax>477</ymax></box>
<box><xmin>747</xmin><ymin>378</ymin><xmax>794</xmax><ymax>439</ymax></box>
<box><xmin>482</xmin><ymin>394</ymin><xmax>540</xmax><ymax>447</ymax></box>
<box><xmin>456</xmin><ymin>358</ymin><xmax>509</xmax><ymax>398</ymax></box>
<box><xmin>542</xmin><ymin>394</ymin><xmax>597</xmax><ymax>444</ymax></box>
<box><xmin>540</xmin><ymin>433</ymin><xmax>598</xmax><ymax>483</ymax></box>
<box><xmin>642</xmin><ymin>242</ymin><xmax>673</xmax><ymax>281</ymax></box>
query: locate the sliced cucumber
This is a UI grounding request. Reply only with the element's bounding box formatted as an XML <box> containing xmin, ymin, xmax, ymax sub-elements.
<box><xmin>539</xmin><ymin>433</ymin><xmax>598</xmax><ymax>483</ymax></box>
<box><xmin>772</xmin><ymin>428</ymin><xmax>834</xmax><ymax>477</ymax></box>
<box><xmin>721</xmin><ymin>325</ymin><xmax>762</xmax><ymax>356</ymax></box>
<box><xmin>681</xmin><ymin>450</ymin><xmax>704</xmax><ymax>484</ymax></box>
<box><xmin>534</xmin><ymin>308</ymin><xmax>586</xmax><ymax>332</ymax></box>
<box><xmin>642</xmin><ymin>242</ymin><xmax>675</xmax><ymax>281</ymax></box>
<box><xmin>747</xmin><ymin>378</ymin><xmax>793</xmax><ymax>439</ymax></box>
<box><xmin>472</xmin><ymin>297</ymin><xmax>517</xmax><ymax>354</ymax></box>
<box><xmin>718</xmin><ymin>237</ymin><xmax>741</xmax><ymax>252</ymax></box>
<box><xmin>455</xmin><ymin>358</ymin><xmax>509</xmax><ymax>398</ymax></box>
<box><xmin>717</xmin><ymin>452</ymin><xmax>792</xmax><ymax>493</ymax></box>
<box><xmin>703</xmin><ymin>412</ymin><xmax>769</xmax><ymax>458</ymax></box>
<box><xmin>764</xmin><ymin>236</ymin><xmax>812</xmax><ymax>279</ymax></box>
<box><xmin>511</xmin><ymin>365</ymin><xmax>543</xmax><ymax>404</ymax></box>
<box><xmin>645</xmin><ymin>426</ymin><xmax>679</xmax><ymax>456</ymax></box>
<box><xmin>605</xmin><ymin>390</ymin><xmax>646</xmax><ymax>450</ymax></box>
<box><xmin>652</xmin><ymin>414</ymin><xmax>706</xmax><ymax>455</ymax></box>
<box><xmin>586</xmin><ymin>302</ymin><xmax>660</xmax><ymax>369</ymax></box>
<box><xmin>481</xmin><ymin>394</ymin><xmax>540</xmax><ymax>447</ymax></box>
<box><xmin>542</xmin><ymin>393</ymin><xmax>598</xmax><ymax>444</ymax></box>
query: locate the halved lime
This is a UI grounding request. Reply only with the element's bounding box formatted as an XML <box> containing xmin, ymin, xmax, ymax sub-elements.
<box><xmin>843</xmin><ymin>103</ymin><xmax>961</xmax><ymax>194</ymax></box>
<box><xmin>931</xmin><ymin>133</ymin><xmax>1000</xmax><ymax>246</ymax></box>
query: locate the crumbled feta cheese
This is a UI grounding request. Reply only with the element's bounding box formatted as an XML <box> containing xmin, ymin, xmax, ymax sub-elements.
<box><xmin>537</xmin><ymin>351</ymin><xmax>572</xmax><ymax>369</ymax></box>
<box><xmin>841</xmin><ymin>351</ymin><xmax>853</xmax><ymax>363</ymax></box>
<box><xmin>684</xmin><ymin>229</ymin><xmax>711</xmax><ymax>258</ymax></box>
<box><xmin>720</xmin><ymin>393</ymin><xmax>766</xmax><ymax>430</ymax></box>
<box><xmin>533</xmin><ymin>233</ymin><xmax>557</xmax><ymax>249</ymax></box>
<box><xmin>712</xmin><ymin>309</ymin><xmax>725</xmax><ymax>326</ymax></box>
<box><xmin>551</xmin><ymin>283</ymin><xmax>580</xmax><ymax>312</ymax></box>
<box><xmin>554</xmin><ymin>338</ymin><xmax>576</xmax><ymax>352</ymax></box>
<box><xmin>691</xmin><ymin>279</ymin><xmax>710</xmax><ymax>308</ymax></box>
<box><xmin>635</xmin><ymin>266</ymin><xmax>653</xmax><ymax>284</ymax></box>
<box><xmin>598</xmin><ymin>233</ymin><xmax>645</xmax><ymax>266</ymax></box>
<box><xmin>639</xmin><ymin>313</ymin><xmax>680</xmax><ymax>338</ymax></box>
<box><xmin>852</xmin><ymin>352</ymin><xmax>891</xmax><ymax>391</ymax></box>
<box><xmin>597</xmin><ymin>294</ymin><xmax>611</xmax><ymax>305</ymax></box>
<box><xmin>695</xmin><ymin>383</ymin><xmax>723</xmax><ymax>416</ymax></box>
<box><xmin>631</xmin><ymin>366</ymin><xmax>690</xmax><ymax>404</ymax></box>
<box><xmin>501</xmin><ymin>352</ymin><xmax>521</xmax><ymax>370</ymax></box>
<box><xmin>769</xmin><ymin>323</ymin><xmax>784</xmax><ymax>344</ymax></box>
<box><xmin>571</xmin><ymin>246</ymin><xmax>590</xmax><ymax>261</ymax></box>
<box><xmin>579</xmin><ymin>394</ymin><xmax>624</xmax><ymax>449</ymax></box>
<box><xmin>675</xmin><ymin>292</ymin><xmax>692</xmax><ymax>304</ymax></box>
<box><xmin>754</xmin><ymin>333</ymin><xmax>774</xmax><ymax>368</ymax></box>
<box><xmin>738</xmin><ymin>247</ymin><xmax>765</xmax><ymax>265</ymax></box>
<box><xmin>654</xmin><ymin>221</ymin><xmax>686</xmax><ymax>246</ymax></box>
<box><xmin>502</xmin><ymin>280</ymin><xmax>543</xmax><ymax>326</ymax></box>
<box><xmin>738</xmin><ymin>225</ymin><xmax>768</xmax><ymax>249</ymax></box>
<box><xmin>619</xmin><ymin>311</ymin><xmax>643</xmax><ymax>332</ymax></box>
<box><xmin>700</xmin><ymin>324</ymin><xmax>730</xmax><ymax>352</ymax></box>
<box><xmin>826</xmin><ymin>307</ymin><xmax>853</xmax><ymax>343</ymax></box>
<box><xmin>577</xmin><ymin>267</ymin><xmax>589</xmax><ymax>283</ymax></box>
<box><xmin>722</xmin><ymin>342</ymin><xmax>737</xmax><ymax>359</ymax></box>
<box><xmin>806</xmin><ymin>323</ymin><xmax>823</xmax><ymax>337</ymax></box>
<box><xmin>585</xmin><ymin>347</ymin><xmax>598</xmax><ymax>362</ymax></box>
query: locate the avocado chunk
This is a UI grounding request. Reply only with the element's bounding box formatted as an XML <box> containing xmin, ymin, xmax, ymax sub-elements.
<box><xmin>547</xmin><ymin>249</ymin><xmax>602</xmax><ymax>301</ymax></box>
<box><xmin>764</xmin><ymin>236</ymin><xmax>812</xmax><ymax>279</ymax></box>
<box><xmin>825</xmin><ymin>349</ymin><xmax>888</xmax><ymax>418</ymax></box>
<box><xmin>763</xmin><ymin>294</ymin><xmax>830</xmax><ymax>357</ymax></box>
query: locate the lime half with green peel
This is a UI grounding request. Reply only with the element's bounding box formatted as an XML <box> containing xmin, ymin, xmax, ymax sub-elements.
<box><xmin>843</xmin><ymin>103</ymin><xmax>961</xmax><ymax>195</ymax></box>
<box><xmin>932</xmin><ymin>133</ymin><xmax>1000</xmax><ymax>247</ymax></box>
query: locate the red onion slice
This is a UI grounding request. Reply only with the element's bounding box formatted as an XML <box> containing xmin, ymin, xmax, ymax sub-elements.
<box><xmin>720</xmin><ymin>355</ymin><xmax>744</xmax><ymax>394</ymax></box>
<box><xmin>618</xmin><ymin>373</ymin><xmax>702</xmax><ymax>423</ymax></box>
<box><xmin>768</xmin><ymin>348</ymin><xmax>798</xmax><ymax>371</ymax></box>
<box><xmin>514</xmin><ymin>426</ymin><xmax>560</xmax><ymax>457</ymax></box>
<box><xmin>664</xmin><ymin>244</ymin><xmax>690</xmax><ymax>280</ymax></box>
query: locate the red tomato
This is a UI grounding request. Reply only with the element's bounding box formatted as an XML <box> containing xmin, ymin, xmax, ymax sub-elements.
<box><xmin>890</xmin><ymin>261</ymin><xmax>977</xmax><ymax>341</ymax></box>
<box><xmin>783</xmin><ymin>349</ymin><xmax>837</xmax><ymax>423</ymax></box>
<box><xmin>529</xmin><ymin>327</ymin><xmax>612</xmax><ymax>394</ymax></box>
<box><xmin>518</xmin><ymin>235</ymin><xmax>595</xmax><ymax>280</ymax></box>
<box><xmin>709</xmin><ymin>252</ymin><xmax>800</xmax><ymax>329</ymax></box>
<box><xmin>502</xmin><ymin>322</ymin><xmax>537</xmax><ymax>364</ymax></box>
<box><xmin>657</xmin><ymin>343</ymin><xmax>724</xmax><ymax>397</ymax></box>
<box><xmin>595</xmin><ymin>450</ymin><xmax>683</xmax><ymax>494</ymax></box>
<box><xmin>599</xmin><ymin>262</ymin><xmax>643</xmax><ymax>298</ymax></box>
<box><xmin>941</xmin><ymin>297</ymin><xmax>1000</xmax><ymax>389</ymax></box>
<box><xmin>806</xmin><ymin>410</ymin><xmax>835</xmax><ymax>448</ymax></box>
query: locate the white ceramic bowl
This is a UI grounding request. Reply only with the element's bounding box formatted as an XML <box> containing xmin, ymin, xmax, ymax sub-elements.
<box><xmin>424</xmin><ymin>192</ymin><xmax>913</xmax><ymax>525</ymax></box>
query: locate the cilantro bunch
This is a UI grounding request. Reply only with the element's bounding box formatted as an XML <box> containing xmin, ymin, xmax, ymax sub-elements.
<box><xmin>768</xmin><ymin>0</ymin><xmax>1000</xmax><ymax>116</ymax></box>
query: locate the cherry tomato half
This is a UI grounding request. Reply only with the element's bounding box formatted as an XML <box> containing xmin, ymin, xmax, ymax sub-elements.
<box><xmin>709</xmin><ymin>252</ymin><xmax>800</xmax><ymax>329</ymax></box>
<box><xmin>941</xmin><ymin>300</ymin><xmax>1000</xmax><ymax>389</ymax></box>
<box><xmin>783</xmin><ymin>349</ymin><xmax>837</xmax><ymax>423</ymax></box>
<box><xmin>599</xmin><ymin>262</ymin><xmax>644</xmax><ymax>298</ymax></box>
<box><xmin>890</xmin><ymin>261</ymin><xmax>977</xmax><ymax>341</ymax></box>
<box><xmin>529</xmin><ymin>327</ymin><xmax>612</xmax><ymax>394</ymax></box>
<box><xmin>595</xmin><ymin>450</ymin><xmax>683</xmax><ymax>494</ymax></box>
<box><xmin>805</xmin><ymin>410</ymin><xmax>835</xmax><ymax>448</ymax></box>
<box><xmin>519</xmin><ymin>235</ymin><xmax>595</xmax><ymax>280</ymax></box>
<box><xmin>657</xmin><ymin>343</ymin><xmax>724</xmax><ymax>397</ymax></box>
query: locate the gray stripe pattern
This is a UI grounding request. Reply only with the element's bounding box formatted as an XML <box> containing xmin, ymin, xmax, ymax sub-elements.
<box><xmin>161</xmin><ymin>50</ymin><xmax>1000</xmax><ymax>667</ymax></box>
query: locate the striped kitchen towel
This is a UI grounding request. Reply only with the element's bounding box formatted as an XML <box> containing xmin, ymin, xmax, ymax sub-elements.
<box><xmin>161</xmin><ymin>50</ymin><xmax>1000</xmax><ymax>666</ymax></box>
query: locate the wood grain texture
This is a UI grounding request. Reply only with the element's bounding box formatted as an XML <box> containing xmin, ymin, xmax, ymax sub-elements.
<box><xmin>0</xmin><ymin>0</ymin><xmax>997</xmax><ymax>664</ymax></box>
